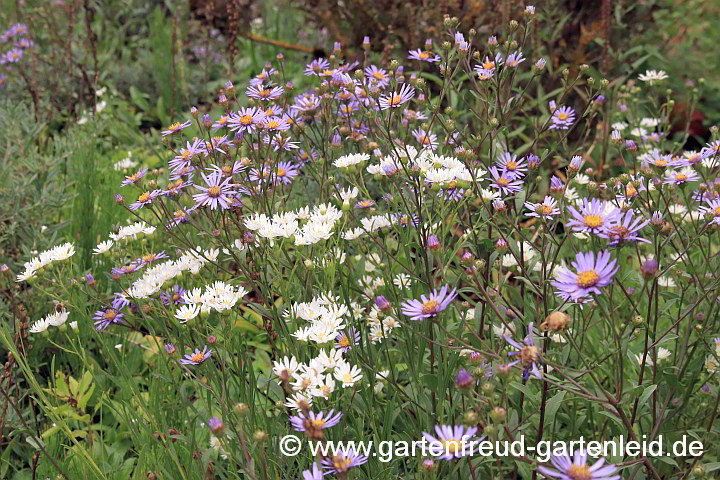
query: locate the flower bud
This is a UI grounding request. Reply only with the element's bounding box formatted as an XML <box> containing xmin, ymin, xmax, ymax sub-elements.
<box><xmin>490</xmin><ymin>406</ymin><xmax>507</xmax><ymax>423</ymax></box>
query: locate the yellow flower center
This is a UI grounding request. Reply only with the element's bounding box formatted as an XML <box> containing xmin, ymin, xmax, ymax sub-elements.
<box><xmin>576</xmin><ymin>270</ymin><xmax>599</xmax><ymax>288</ymax></box>
<box><xmin>208</xmin><ymin>186</ymin><xmax>222</xmax><ymax>197</ymax></box>
<box><xmin>311</xmin><ymin>418</ymin><xmax>326</xmax><ymax>428</ymax></box>
<box><xmin>389</xmin><ymin>94</ymin><xmax>403</xmax><ymax>106</ymax></box>
<box><xmin>420</xmin><ymin>135</ymin><xmax>431</xmax><ymax>145</ymax></box>
<box><xmin>655</xmin><ymin>159</ymin><xmax>668</xmax><ymax>167</ymax></box>
<box><xmin>222</xmin><ymin>166</ymin><xmax>233</xmax><ymax>175</ymax></box>
<box><xmin>496</xmin><ymin>177</ymin><xmax>509</xmax><ymax>187</ymax></box>
<box><xmin>556</xmin><ymin>112</ymin><xmax>569</xmax><ymax>121</ymax></box>
<box><xmin>506</xmin><ymin>161</ymin><xmax>517</xmax><ymax>170</ymax></box>
<box><xmin>104</xmin><ymin>310</ymin><xmax>117</xmax><ymax>320</ymax></box>
<box><xmin>338</xmin><ymin>337</ymin><xmax>350</xmax><ymax>348</ymax></box>
<box><xmin>342</xmin><ymin>372</ymin><xmax>354</xmax><ymax>383</ymax></box>
<box><xmin>539</xmin><ymin>205</ymin><xmax>553</xmax><ymax>215</ymax></box>
<box><xmin>266</xmin><ymin>121</ymin><xmax>279</xmax><ymax>129</ymax></box>
<box><xmin>568</xmin><ymin>465</ymin><xmax>592</xmax><ymax>480</ymax></box>
<box><xmin>687</xmin><ymin>154</ymin><xmax>701</xmax><ymax>164</ymax></box>
<box><xmin>143</xmin><ymin>254</ymin><xmax>155</xmax><ymax>262</ymax></box>
<box><xmin>332</xmin><ymin>457</ymin><xmax>353</xmax><ymax>472</ymax></box>
<box><xmin>167</xmin><ymin>122</ymin><xmax>182</xmax><ymax>131</ymax></box>
<box><xmin>626</xmin><ymin>184</ymin><xmax>637</xmax><ymax>197</ymax></box>
<box><xmin>609</xmin><ymin>226</ymin><xmax>630</xmax><ymax>239</ymax></box>
<box><xmin>714</xmin><ymin>207</ymin><xmax>720</xmax><ymax>216</ymax></box>
<box><xmin>419</xmin><ymin>51</ymin><xmax>431</xmax><ymax>59</ymax></box>
<box><xmin>277</xmin><ymin>168</ymin><xmax>286</xmax><ymax>177</ymax></box>
<box><xmin>190</xmin><ymin>352</ymin><xmax>205</xmax><ymax>363</ymax></box>
<box><xmin>218</xmin><ymin>116</ymin><xmax>228</xmax><ymax>125</ymax></box>
<box><xmin>174</xmin><ymin>210</ymin><xmax>186</xmax><ymax>219</ymax></box>
<box><xmin>441</xmin><ymin>439</ymin><xmax>462</xmax><ymax>454</ymax></box>
<box><xmin>373</xmin><ymin>71</ymin><xmax>386</xmax><ymax>80</ymax></box>
<box><xmin>675</xmin><ymin>174</ymin><xmax>687</xmax><ymax>182</ymax></box>
<box><xmin>583</xmin><ymin>215</ymin><xmax>603</xmax><ymax>228</ymax></box>
<box><xmin>422</xmin><ymin>299</ymin><xmax>439</xmax><ymax>315</ymax></box>
<box><xmin>483</xmin><ymin>61</ymin><xmax>495</xmax><ymax>69</ymax></box>
<box><xmin>137</xmin><ymin>192</ymin><xmax>150</xmax><ymax>203</ymax></box>
<box><xmin>521</xmin><ymin>345</ymin><xmax>540</xmax><ymax>364</ymax></box>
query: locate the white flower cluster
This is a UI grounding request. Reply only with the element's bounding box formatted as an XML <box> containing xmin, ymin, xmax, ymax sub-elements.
<box><xmin>29</xmin><ymin>310</ymin><xmax>73</xmax><ymax>334</ymax></box>
<box><xmin>273</xmin><ymin>350</ymin><xmax>364</xmax><ymax>409</ymax></box>
<box><xmin>127</xmin><ymin>248</ymin><xmax>217</xmax><ymax>299</ymax></box>
<box><xmin>16</xmin><ymin>243</ymin><xmax>75</xmax><ymax>282</ymax></box>
<box><xmin>286</xmin><ymin>292</ymin><xmax>349</xmax><ymax>344</ymax></box>
<box><xmin>109</xmin><ymin>222</ymin><xmax>156</xmax><ymax>242</ymax></box>
<box><xmin>175</xmin><ymin>281</ymin><xmax>249</xmax><ymax>322</ymax></box>
<box><xmin>245</xmin><ymin>203</ymin><xmax>344</xmax><ymax>246</ymax></box>
<box><xmin>366</xmin><ymin>304</ymin><xmax>401</xmax><ymax>344</ymax></box>
<box><xmin>333</xmin><ymin>152</ymin><xmax>370</xmax><ymax>168</ymax></box>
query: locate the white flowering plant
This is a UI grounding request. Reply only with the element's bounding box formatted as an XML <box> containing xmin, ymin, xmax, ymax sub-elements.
<box><xmin>3</xmin><ymin>8</ymin><xmax>720</xmax><ymax>480</ymax></box>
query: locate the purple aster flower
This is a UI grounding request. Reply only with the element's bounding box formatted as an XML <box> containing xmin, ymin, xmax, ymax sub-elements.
<box><xmin>504</xmin><ymin>322</ymin><xmax>543</xmax><ymax>380</ymax></box>
<box><xmin>526</xmin><ymin>154</ymin><xmax>542</xmax><ymax>169</ymax></box>
<box><xmin>211</xmin><ymin>114</ymin><xmax>230</xmax><ymax>130</ymax></box>
<box><xmin>408</xmin><ymin>47</ymin><xmax>440</xmax><ymax>63</ymax></box>
<box><xmin>551</xmin><ymin>250</ymin><xmax>618</xmax><ymax>302</ymax></box>
<box><xmin>294</xmin><ymin>92</ymin><xmax>321</xmax><ymax>111</ymax></box>
<box><xmin>272</xmin><ymin>161</ymin><xmax>300</xmax><ymax>184</ymax></box>
<box><xmin>160</xmin><ymin>285</ymin><xmax>187</xmax><ymax>306</ymax></box>
<box><xmin>164</xmin><ymin>343</ymin><xmax>176</xmax><ymax>354</ymax></box>
<box><xmin>228</xmin><ymin>107</ymin><xmax>265</xmax><ymax>135</ymax></box>
<box><xmin>93</xmin><ymin>308</ymin><xmax>125</xmax><ymax>331</ymax></box>
<box><xmin>169</xmin><ymin>138</ymin><xmax>204</xmax><ymax>172</ymax></box>
<box><xmin>180</xmin><ymin>345</ymin><xmax>212</xmax><ymax>365</ymax></box>
<box><xmin>566</xmin><ymin>198</ymin><xmax>619</xmax><ymax>234</ymax></box>
<box><xmin>400</xmin><ymin>285</ymin><xmax>457</xmax><ymax>321</ymax></box>
<box><xmin>266</xmin><ymin>135</ymin><xmax>300</xmax><ymax>152</ymax></box>
<box><xmin>525</xmin><ymin>196</ymin><xmax>561</xmax><ymax>218</ymax></box>
<box><xmin>404</xmin><ymin>108</ymin><xmax>428</xmax><ymax>122</ymax></box>
<box><xmin>302</xmin><ymin>463</ymin><xmax>324</xmax><ymax>480</ymax></box>
<box><xmin>211</xmin><ymin>160</ymin><xmax>247</xmax><ymax>178</ymax></box>
<box><xmin>640</xmin><ymin>258</ymin><xmax>659</xmax><ymax>279</ymax></box>
<box><xmin>537</xmin><ymin>450</ymin><xmax>620</xmax><ymax>480</ymax></box>
<box><xmin>504</xmin><ymin>50</ymin><xmax>526</xmax><ymax>68</ymax></box>
<box><xmin>475</xmin><ymin>53</ymin><xmax>503</xmax><ymax>74</ymax></box>
<box><xmin>129</xmin><ymin>189</ymin><xmax>162</xmax><ymax>211</ymax></box>
<box><xmin>393</xmin><ymin>213</ymin><xmax>420</xmax><ymax>227</ymax></box>
<box><xmin>246</xmin><ymin>84</ymin><xmax>283</xmax><ymax>101</ymax></box>
<box><xmin>550</xmin><ymin>105</ymin><xmax>576</xmax><ymax>130</ymax></box>
<box><xmin>120</xmin><ymin>168</ymin><xmax>148</xmax><ymax>187</ymax></box>
<box><xmin>321</xmin><ymin>449</ymin><xmax>368</xmax><ymax>475</ymax></box>
<box><xmin>379</xmin><ymin>83</ymin><xmax>415</xmax><ymax>110</ymax></box>
<box><xmin>335</xmin><ymin>328</ymin><xmax>361</xmax><ymax>352</ymax></box>
<box><xmin>549</xmin><ymin>175</ymin><xmax>565</xmax><ymax>194</ymax></box>
<box><xmin>364</xmin><ymin>65</ymin><xmax>389</xmax><ymax>86</ymax></box>
<box><xmin>488</xmin><ymin>166</ymin><xmax>524</xmax><ymax>196</ymax></box>
<box><xmin>412</xmin><ymin>128</ymin><xmax>438</xmax><ymax>150</ymax></box>
<box><xmin>421</xmin><ymin>425</ymin><xmax>479</xmax><ymax>460</ymax></box>
<box><xmin>496</xmin><ymin>152</ymin><xmax>527</xmax><ymax>180</ymax></box>
<box><xmin>111</xmin><ymin>292</ymin><xmax>131</xmax><ymax>310</ymax></box>
<box><xmin>375</xmin><ymin>296</ymin><xmax>392</xmax><ymax>311</ymax></box>
<box><xmin>664</xmin><ymin>169</ymin><xmax>700</xmax><ymax>185</ymax></box>
<box><xmin>208</xmin><ymin>417</ymin><xmax>224</xmax><ymax>434</ymax></box>
<box><xmin>290</xmin><ymin>410</ymin><xmax>343</xmax><ymax>437</ymax></box>
<box><xmin>296</xmin><ymin>148</ymin><xmax>318</xmax><ymax>165</ymax></box>
<box><xmin>262</xmin><ymin>116</ymin><xmax>290</xmax><ymax>131</ymax></box>
<box><xmin>161</xmin><ymin>120</ymin><xmax>191</xmax><ymax>136</ymax></box>
<box><xmin>355</xmin><ymin>200</ymin><xmax>375</xmax><ymax>209</ymax></box>
<box><xmin>699</xmin><ymin>198</ymin><xmax>720</xmax><ymax>225</ymax></box>
<box><xmin>193</xmin><ymin>171</ymin><xmax>237</xmax><ymax>210</ymax></box>
<box><xmin>304</xmin><ymin>58</ymin><xmax>330</xmax><ymax>76</ymax></box>
<box><xmin>599</xmin><ymin>209</ymin><xmax>651</xmax><ymax>245</ymax></box>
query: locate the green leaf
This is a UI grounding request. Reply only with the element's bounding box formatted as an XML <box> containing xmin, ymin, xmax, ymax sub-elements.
<box><xmin>544</xmin><ymin>390</ymin><xmax>566</xmax><ymax>431</ymax></box>
<box><xmin>638</xmin><ymin>384</ymin><xmax>657</xmax><ymax>407</ymax></box>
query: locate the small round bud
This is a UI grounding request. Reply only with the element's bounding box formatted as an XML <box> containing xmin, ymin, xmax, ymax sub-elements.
<box><xmin>490</xmin><ymin>406</ymin><xmax>507</xmax><ymax>424</ymax></box>
<box><xmin>509</xmin><ymin>20</ymin><xmax>519</xmax><ymax>30</ymax></box>
<box><xmin>253</xmin><ymin>430</ymin><xmax>268</xmax><ymax>443</ymax></box>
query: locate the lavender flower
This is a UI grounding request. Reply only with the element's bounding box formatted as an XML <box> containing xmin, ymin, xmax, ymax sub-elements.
<box><xmin>525</xmin><ymin>196</ymin><xmax>561</xmax><ymax>219</ymax></box>
<box><xmin>550</xmin><ymin>106</ymin><xmax>576</xmax><ymax>130</ymax></box>
<box><xmin>180</xmin><ymin>346</ymin><xmax>212</xmax><ymax>365</ymax></box>
<box><xmin>93</xmin><ymin>308</ymin><xmax>125</xmax><ymax>331</ymax></box>
<box><xmin>566</xmin><ymin>198</ymin><xmax>618</xmax><ymax>234</ymax></box>
<box><xmin>488</xmin><ymin>166</ymin><xmax>524</xmax><ymax>196</ymax></box>
<box><xmin>192</xmin><ymin>172</ymin><xmax>237</xmax><ymax>210</ymax></box>
<box><xmin>551</xmin><ymin>250</ymin><xmax>618</xmax><ymax>302</ymax></box>
<box><xmin>322</xmin><ymin>449</ymin><xmax>369</xmax><ymax>475</ymax></box>
<box><xmin>599</xmin><ymin>209</ymin><xmax>650</xmax><ymax>245</ymax></box>
<box><xmin>400</xmin><ymin>285</ymin><xmax>457</xmax><ymax>321</ymax></box>
<box><xmin>161</xmin><ymin>120</ymin><xmax>191</xmax><ymax>136</ymax></box>
<box><xmin>379</xmin><ymin>83</ymin><xmax>415</xmax><ymax>110</ymax></box>
<box><xmin>537</xmin><ymin>450</ymin><xmax>620</xmax><ymax>480</ymax></box>
<box><xmin>335</xmin><ymin>329</ymin><xmax>360</xmax><ymax>352</ymax></box>
<box><xmin>496</xmin><ymin>152</ymin><xmax>527</xmax><ymax>180</ymax></box>
<box><xmin>504</xmin><ymin>322</ymin><xmax>542</xmax><ymax>380</ymax></box>
<box><xmin>421</xmin><ymin>425</ymin><xmax>479</xmax><ymax>460</ymax></box>
<box><xmin>290</xmin><ymin>410</ymin><xmax>343</xmax><ymax>440</ymax></box>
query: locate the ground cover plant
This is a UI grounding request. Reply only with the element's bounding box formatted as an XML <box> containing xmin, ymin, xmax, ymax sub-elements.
<box><xmin>1</xmin><ymin>3</ymin><xmax>720</xmax><ymax>480</ymax></box>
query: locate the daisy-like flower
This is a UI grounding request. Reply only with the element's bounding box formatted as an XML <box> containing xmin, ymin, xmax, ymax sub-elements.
<box><xmin>261</xmin><ymin>115</ymin><xmax>290</xmax><ymax>132</ymax></box>
<box><xmin>635</xmin><ymin>347</ymin><xmax>672</xmax><ymax>367</ymax></box>
<box><xmin>538</xmin><ymin>450</ymin><xmax>620</xmax><ymax>480</ymax></box>
<box><xmin>638</xmin><ymin>69</ymin><xmax>668</xmax><ymax>83</ymax></box>
<box><xmin>698</xmin><ymin>199</ymin><xmax>720</xmax><ymax>225</ymax></box>
<box><xmin>304</xmin><ymin>58</ymin><xmax>330</xmax><ymax>76</ymax></box>
<box><xmin>525</xmin><ymin>196</ymin><xmax>561</xmax><ymax>219</ymax></box>
<box><xmin>379</xmin><ymin>83</ymin><xmax>415</xmax><ymax>110</ymax></box>
<box><xmin>421</xmin><ymin>425</ymin><xmax>479</xmax><ymax>460</ymax></box>
<box><xmin>120</xmin><ymin>168</ymin><xmax>148</xmax><ymax>187</ymax></box>
<box><xmin>334</xmin><ymin>153</ymin><xmax>369</xmax><ymax>168</ymax></box>
<box><xmin>228</xmin><ymin>107</ymin><xmax>265</xmax><ymax>135</ymax></box>
<box><xmin>175</xmin><ymin>304</ymin><xmax>200</xmax><ymax>323</ymax></box>
<box><xmin>496</xmin><ymin>152</ymin><xmax>527</xmax><ymax>180</ymax></box>
<box><xmin>408</xmin><ymin>47</ymin><xmax>440</xmax><ymax>63</ymax></box>
<box><xmin>412</xmin><ymin>128</ymin><xmax>438</xmax><ymax>150</ymax></box>
<box><xmin>161</xmin><ymin>120</ymin><xmax>191</xmax><ymax>136</ymax></box>
<box><xmin>246</xmin><ymin>84</ymin><xmax>283</xmax><ymax>101</ymax></box>
<box><xmin>364</xmin><ymin>65</ymin><xmax>389</xmax><ymax>86</ymax></box>
<box><xmin>92</xmin><ymin>240</ymin><xmax>113</xmax><ymax>255</ymax></box>
<box><xmin>272</xmin><ymin>161</ymin><xmax>300</xmax><ymax>184</ymax></box>
<box><xmin>566</xmin><ymin>198</ymin><xmax>618</xmax><ymax>234</ymax></box>
<box><xmin>504</xmin><ymin>50</ymin><xmax>526</xmax><ymax>68</ymax></box>
<box><xmin>129</xmin><ymin>189</ymin><xmax>162</xmax><ymax>211</ymax></box>
<box><xmin>400</xmin><ymin>285</ymin><xmax>457</xmax><ymax>321</ymax></box>
<box><xmin>488</xmin><ymin>166</ymin><xmax>524</xmax><ymax>196</ymax></box>
<box><xmin>179</xmin><ymin>345</ymin><xmax>212</xmax><ymax>365</ymax></box>
<box><xmin>551</xmin><ymin>250</ymin><xmax>618</xmax><ymax>302</ymax></box>
<box><xmin>475</xmin><ymin>53</ymin><xmax>503</xmax><ymax>74</ymax></box>
<box><xmin>504</xmin><ymin>322</ymin><xmax>543</xmax><ymax>380</ymax></box>
<box><xmin>550</xmin><ymin>105</ymin><xmax>576</xmax><ymax>130</ymax></box>
<box><xmin>599</xmin><ymin>209</ymin><xmax>650</xmax><ymax>245</ymax></box>
<box><xmin>335</xmin><ymin>329</ymin><xmax>360</xmax><ymax>352</ymax></box>
<box><xmin>321</xmin><ymin>449</ymin><xmax>369</xmax><ymax>475</ymax></box>
<box><xmin>193</xmin><ymin>172</ymin><xmax>237</xmax><ymax>210</ymax></box>
<box><xmin>290</xmin><ymin>409</ymin><xmax>343</xmax><ymax>439</ymax></box>
<box><xmin>273</xmin><ymin>356</ymin><xmax>300</xmax><ymax>383</ymax></box>
<box><xmin>92</xmin><ymin>308</ymin><xmax>125</xmax><ymax>331</ymax></box>
<box><xmin>663</xmin><ymin>169</ymin><xmax>700</xmax><ymax>185</ymax></box>
<box><xmin>393</xmin><ymin>273</ymin><xmax>412</xmax><ymax>289</ymax></box>
<box><xmin>334</xmin><ymin>363</ymin><xmax>363</xmax><ymax>387</ymax></box>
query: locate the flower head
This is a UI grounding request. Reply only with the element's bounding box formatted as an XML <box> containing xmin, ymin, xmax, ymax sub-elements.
<box><xmin>504</xmin><ymin>323</ymin><xmax>543</xmax><ymax>380</ymax></box>
<box><xmin>421</xmin><ymin>425</ymin><xmax>480</xmax><ymax>460</ymax></box>
<box><xmin>551</xmin><ymin>250</ymin><xmax>618</xmax><ymax>302</ymax></box>
<box><xmin>400</xmin><ymin>285</ymin><xmax>457</xmax><ymax>321</ymax></box>
<box><xmin>538</xmin><ymin>450</ymin><xmax>620</xmax><ymax>480</ymax></box>
<box><xmin>180</xmin><ymin>345</ymin><xmax>212</xmax><ymax>365</ymax></box>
